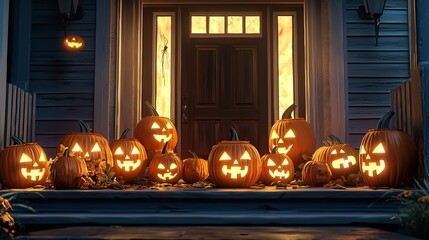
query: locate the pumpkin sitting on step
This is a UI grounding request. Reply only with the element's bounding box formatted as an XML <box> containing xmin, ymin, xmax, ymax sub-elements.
<box><xmin>260</xmin><ymin>146</ymin><xmax>294</xmax><ymax>185</ymax></box>
<box><xmin>182</xmin><ymin>150</ymin><xmax>209</xmax><ymax>183</ymax></box>
<box><xmin>50</xmin><ymin>148</ymin><xmax>88</xmax><ymax>189</ymax></box>
<box><xmin>148</xmin><ymin>142</ymin><xmax>182</xmax><ymax>184</ymax></box>
<box><xmin>0</xmin><ymin>136</ymin><xmax>49</xmax><ymax>189</ymax></box>
<box><xmin>302</xmin><ymin>161</ymin><xmax>332</xmax><ymax>187</ymax></box>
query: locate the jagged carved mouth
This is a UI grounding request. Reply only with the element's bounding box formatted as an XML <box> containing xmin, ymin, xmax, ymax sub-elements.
<box><xmin>116</xmin><ymin>159</ymin><xmax>142</xmax><ymax>171</ymax></box>
<box><xmin>222</xmin><ymin>165</ymin><xmax>248</xmax><ymax>179</ymax></box>
<box><xmin>153</xmin><ymin>134</ymin><xmax>173</xmax><ymax>143</ymax></box>
<box><xmin>331</xmin><ymin>156</ymin><xmax>357</xmax><ymax>169</ymax></box>
<box><xmin>277</xmin><ymin>144</ymin><xmax>293</xmax><ymax>154</ymax></box>
<box><xmin>361</xmin><ymin>160</ymin><xmax>385</xmax><ymax>177</ymax></box>
<box><xmin>269</xmin><ymin>169</ymin><xmax>290</xmax><ymax>179</ymax></box>
<box><xmin>157</xmin><ymin>171</ymin><xmax>177</xmax><ymax>180</ymax></box>
<box><xmin>21</xmin><ymin>168</ymin><xmax>45</xmax><ymax>181</ymax></box>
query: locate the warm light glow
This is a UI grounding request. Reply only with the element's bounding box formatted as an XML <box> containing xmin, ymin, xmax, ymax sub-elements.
<box><xmin>20</xmin><ymin>153</ymin><xmax>32</xmax><ymax>163</ymax></box>
<box><xmin>191</xmin><ymin>16</ymin><xmax>207</xmax><ymax>34</ymax></box>
<box><xmin>158</xmin><ymin>163</ymin><xmax>166</xmax><ymax>169</ymax></box>
<box><xmin>245</xmin><ymin>16</ymin><xmax>260</xmax><ymax>34</ymax></box>
<box><xmin>277</xmin><ymin>145</ymin><xmax>293</xmax><ymax>154</ymax></box>
<box><xmin>277</xmin><ymin>15</ymin><xmax>294</xmax><ymax>119</ymax></box>
<box><xmin>372</xmin><ymin>143</ymin><xmax>386</xmax><ymax>153</ymax></box>
<box><xmin>269</xmin><ymin>169</ymin><xmax>290</xmax><ymax>179</ymax></box>
<box><xmin>116</xmin><ymin>159</ymin><xmax>142</xmax><ymax>171</ymax></box>
<box><xmin>131</xmin><ymin>146</ymin><xmax>140</xmax><ymax>155</ymax></box>
<box><xmin>72</xmin><ymin>143</ymin><xmax>83</xmax><ymax>152</ymax></box>
<box><xmin>114</xmin><ymin>147</ymin><xmax>124</xmax><ymax>155</ymax></box>
<box><xmin>227</xmin><ymin>16</ymin><xmax>243</xmax><ymax>33</ymax></box>
<box><xmin>64</xmin><ymin>35</ymin><xmax>84</xmax><ymax>50</ymax></box>
<box><xmin>222</xmin><ymin>165</ymin><xmax>248</xmax><ymax>179</ymax></box>
<box><xmin>362</xmin><ymin>160</ymin><xmax>385</xmax><ymax>177</ymax></box>
<box><xmin>284</xmin><ymin>129</ymin><xmax>295</xmax><ymax>138</ymax></box>
<box><xmin>156</xmin><ymin>16</ymin><xmax>172</xmax><ymax>118</ymax></box>
<box><xmin>271</xmin><ymin>130</ymin><xmax>279</xmax><ymax>139</ymax></box>
<box><xmin>332</xmin><ymin>156</ymin><xmax>357</xmax><ymax>169</ymax></box>
<box><xmin>267</xmin><ymin>159</ymin><xmax>276</xmax><ymax>166</ymax></box>
<box><xmin>240</xmin><ymin>151</ymin><xmax>252</xmax><ymax>160</ymax></box>
<box><xmin>219</xmin><ymin>152</ymin><xmax>232</xmax><ymax>161</ymax></box>
<box><xmin>151</xmin><ymin>122</ymin><xmax>161</xmax><ymax>129</ymax></box>
<box><xmin>209</xmin><ymin>16</ymin><xmax>225</xmax><ymax>34</ymax></box>
<box><xmin>282</xmin><ymin>159</ymin><xmax>289</xmax><ymax>165</ymax></box>
<box><xmin>21</xmin><ymin>168</ymin><xmax>46</xmax><ymax>181</ymax></box>
<box><xmin>91</xmin><ymin>142</ymin><xmax>101</xmax><ymax>152</ymax></box>
<box><xmin>360</xmin><ymin>146</ymin><xmax>367</xmax><ymax>154</ymax></box>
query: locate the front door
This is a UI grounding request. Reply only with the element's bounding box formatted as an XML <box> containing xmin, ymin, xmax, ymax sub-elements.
<box><xmin>181</xmin><ymin>6</ymin><xmax>268</xmax><ymax>159</ymax></box>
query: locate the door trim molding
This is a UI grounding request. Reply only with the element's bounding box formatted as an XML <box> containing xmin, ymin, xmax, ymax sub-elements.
<box><xmin>0</xmin><ymin>0</ymin><xmax>9</xmax><ymax>149</ymax></box>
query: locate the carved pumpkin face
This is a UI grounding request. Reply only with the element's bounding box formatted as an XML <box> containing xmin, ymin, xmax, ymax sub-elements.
<box><xmin>208</xmin><ymin>129</ymin><xmax>261</xmax><ymax>188</ymax></box>
<box><xmin>135</xmin><ymin>117</ymin><xmax>178</xmax><ymax>152</ymax></box>
<box><xmin>359</xmin><ymin>143</ymin><xmax>386</xmax><ymax>177</ymax></box>
<box><xmin>64</xmin><ymin>35</ymin><xmax>84</xmax><ymax>50</ymax></box>
<box><xmin>110</xmin><ymin>137</ymin><xmax>148</xmax><ymax>183</ymax></box>
<box><xmin>260</xmin><ymin>151</ymin><xmax>294</xmax><ymax>185</ymax></box>
<box><xmin>148</xmin><ymin>152</ymin><xmax>182</xmax><ymax>184</ymax></box>
<box><xmin>0</xmin><ymin>139</ymin><xmax>49</xmax><ymax>189</ymax></box>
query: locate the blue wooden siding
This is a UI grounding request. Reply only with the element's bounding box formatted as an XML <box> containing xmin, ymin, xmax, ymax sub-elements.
<box><xmin>29</xmin><ymin>0</ymin><xmax>96</xmax><ymax>157</ymax></box>
<box><xmin>346</xmin><ymin>0</ymin><xmax>410</xmax><ymax>147</ymax></box>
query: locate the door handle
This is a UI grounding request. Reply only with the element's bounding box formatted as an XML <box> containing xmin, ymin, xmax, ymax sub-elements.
<box><xmin>182</xmin><ymin>94</ymin><xmax>189</xmax><ymax>123</ymax></box>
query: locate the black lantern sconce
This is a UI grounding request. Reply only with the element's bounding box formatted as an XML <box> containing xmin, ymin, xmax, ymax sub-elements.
<box><xmin>58</xmin><ymin>0</ymin><xmax>85</xmax><ymax>50</ymax></box>
<box><xmin>358</xmin><ymin>0</ymin><xmax>386</xmax><ymax>46</ymax></box>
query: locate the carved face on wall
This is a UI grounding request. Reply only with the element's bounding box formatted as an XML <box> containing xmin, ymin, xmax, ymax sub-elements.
<box><xmin>359</xmin><ymin>143</ymin><xmax>386</xmax><ymax>177</ymax></box>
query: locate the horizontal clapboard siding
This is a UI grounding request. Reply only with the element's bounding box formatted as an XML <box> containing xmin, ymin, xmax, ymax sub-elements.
<box><xmin>29</xmin><ymin>0</ymin><xmax>96</xmax><ymax>157</ymax></box>
<box><xmin>346</xmin><ymin>0</ymin><xmax>409</xmax><ymax>147</ymax></box>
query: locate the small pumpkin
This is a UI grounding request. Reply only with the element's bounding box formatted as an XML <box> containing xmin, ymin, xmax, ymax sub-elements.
<box><xmin>260</xmin><ymin>146</ymin><xmax>294</xmax><ymax>185</ymax></box>
<box><xmin>182</xmin><ymin>150</ymin><xmax>209</xmax><ymax>183</ymax></box>
<box><xmin>268</xmin><ymin>104</ymin><xmax>316</xmax><ymax>168</ymax></box>
<box><xmin>50</xmin><ymin>148</ymin><xmax>88</xmax><ymax>189</ymax></box>
<box><xmin>110</xmin><ymin>129</ymin><xmax>148</xmax><ymax>183</ymax></box>
<box><xmin>0</xmin><ymin>136</ymin><xmax>49</xmax><ymax>189</ymax></box>
<box><xmin>302</xmin><ymin>161</ymin><xmax>332</xmax><ymax>187</ymax></box>
<box><xmin>64</xmin><ymin>35</ymin><xmax>84</xmax><ymax>50</ymax></box>
<box><xmin>312</xmin><ymin>135</ymin><xmax>358</xmax><ymax>179</ymax></box>
<box><xmin>208</xmin><ymin>128</ymin><xmax>261</xmax><ymax>188</ymax></box>
<box><xmin>57</xmin><ymin>120</ymin><xmax>113</xmax><ymax>166</ymax></box>
<box><xmin>148</xmin><ymin>142</ymin><xmax>182</xmax><ymax>184</ymax></box>
<box><xmin>359</xmin><ymin>111</ymin><xmax>417</xmax><ymax>188</ymax></box>
<box><xmin>134</xmin><ymin>101</ymin><xmax>178</xmax><ymax>152</ymax></box>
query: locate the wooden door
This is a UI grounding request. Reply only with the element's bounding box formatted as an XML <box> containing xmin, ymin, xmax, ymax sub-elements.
<box><xmin>181</xmin><ymin>7</ymin><xmax>268</xmax><ymax>159</ymax></box>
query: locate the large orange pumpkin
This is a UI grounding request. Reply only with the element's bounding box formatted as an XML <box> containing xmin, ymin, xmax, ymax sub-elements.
<box><xmin>208</xmin><ymin>128</ymin><xmax>261</xmax><ymax>188</ymax></box>
<box><xmin>260</xmin><ymin>146</ymin><xmax>294</xmax><ymax>185</ymax></box>
<box><xmin>0</xmin><ymin>136</ymin><xmax>49</xmax><ymax>189</ymax></box>
<box><xmin>50</xmin><ymin>148</ymin><xmax>88</xmax><ymax>189</ymax></box>
<box><xmin>312</xmin><ymin>135</ymin><xmax>358</xmax><ymax>179</ymax></box>
<box><xmin>268</xmin><ymin>104</ymin><xmax>315</xmax><ymax>168</ymax></box>
<box><xmin>302</xmin><ymin>160</ymin><xmax>332</xmax><ymax>187</ymax></box>
<box><xmin>57</xmin><ymin>120</ymin><xmax>113</xmax><ymax>166</ymax></box>
<box><xmin>110</xmin><ymin>129</ymin><xmax>148</xmax><ymax>183</ymax></box>
<box><xmin>134</xmin><ymin>101</ymin><xmax>178</xmax><ymax>152</ymax></box>
<box><xmin>359</xmin><ymin>111</ymin><xmax>417</xmax><ymax>188</ymax></box>
<box><xmin>148</xmin><ymin>142</ymin><xmax>182</xmax><ymax>184</ymax></box>
<box><xmin>182</xmin><ymin>150</ymin><xmax>209</xmax><ymax>183</ymax></box>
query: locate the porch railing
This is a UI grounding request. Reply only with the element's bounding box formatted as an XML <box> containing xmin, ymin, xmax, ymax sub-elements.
<box><xmin>390</xmin><ymin>79</ymin><xmax>412</xmax><ymax>134</ymax></box>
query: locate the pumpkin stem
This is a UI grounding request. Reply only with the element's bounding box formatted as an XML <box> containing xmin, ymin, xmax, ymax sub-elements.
<box><xmin>161</xmin><ymin>141</ymin><xmax>169</xmax><ymax>154</ymax></box>
<box><xmin>281</xmin><ymin>104</ymin><xmax>296</xmax><ymax>119</ymax></box>
<box><xmin>188</xmin><ymin>150</ymin><xmax>198</xmax><ymax>158</ymax></box>
<box><xmin>145</xmin><ymin>101</ymin><xmax>160</xmax><ymax>117</ymax></box>
<box><xmin>77</xmin><ymin>120</ymin><xmax>92</xmax><ymax>133</ymax></box>
<box><xmin>230</xmin><ymin>128</ymin><xmax>239</xmax><ymax>141</ymax></box>
<box><xmin>271</xmin><ymin>146</ymin><xmax>279</xmax><ymax>154</ymax></box>
<box><xmin>10</xmin><ymin>136</ymin><xmax>25</xmax><ymax>145</ymax></box>
<box><xmin>63</xmin><ymin>148</ymin><xmax>70</xmax><ymax>157</ymax></box>
<box><xmin>120</xmin><ymin>129</ymin><xmax>129</xmax><ymax>139</ymax></box>
<box><xmin>327</xmin><ymin>134</ymin><xmax>342</xmax><ymax>144</ymax></box>
<box><xmin>377</xmin><ymin>111</ymin><xmax>394</xmax><ymax>129</ymax></box>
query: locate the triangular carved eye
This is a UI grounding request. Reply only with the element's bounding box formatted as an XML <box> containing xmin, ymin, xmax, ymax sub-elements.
<box><xmin>166</xmin><ymin>122</ymin><xmax>173</xmax><ymax>129</ymax></box>
<box><xmin>91</xmin><ymin>143</ymin><xmax>101</xmax><ymax>152</ymax></box>
<box><xmin>372</xmin><ymin>143</ymin><xmax>385</xmax><ymax>153</ymax></box>
<box><xmin>331</xmin><ymin>149</ymin><xmax>338</xmax><ymax>155</ymax></box>
<box><xmin>360</xmin><ymin>146</ymin><xmax>366</xmax><ymax>154</ymax></box>
<box><xmin>170</xmin><ymin>163</ymin><xmax>177</xmax><ymax>169</ymax></box>
<box><xmin>131</xmin><ymin>146</ymin><xmax>140</xmax><ymax>155</ymax></box>
<box><xmin>240</xmin><ymin>151</ymin><xmax>251</xmax><ymax>160</ymax></box>
<box><xmin>267</xmin><ymin>159</ymin><xmax>276</xmax><ymax>166</ymax></box>
<box><xmin>158</xmin><ymin>163</ymin><xmax>165</xmax><ymax>169</ymax></box>
<box><xmin>219</xmin><ymin>152</ymin><xmax>232</xmax><ymax>161</ymax></box>
<box><xmin>151</xmin><ymin>122</ymin><xmax>161</xmax><ymax>129</ymax></box>
<box><xmin>72</xmin><ymin>143</ymin><xmax>83</xmax><ymax>152</ymax></box>
<box><xmin>39</xmin><ymin>153</ymin><xmax>47</xmax><ymax>162</ymax></box>
<box><xmin>284</xmin><ymin>129</ymin><xmax>295</xmax><ymax>138</ymax></box>
<box><xmin>271</xmin><ymin>130</ymin><xmax>279</xmax><ymax>139</ymax></box>
<box><xmin>340</xmin><ymin>149</ymin><xmax>345</xmax><ymax>153</ymax></box>
<box><xmin>282</xmin><ymin>159</ymin><xmax>289</xmax><ymax>165</ymax></box>
<box><xmin>114</xmin><ymin>147</ymin><xmax>124</xmax><ymax>155</ymax></box>
<box><xmin>20</xmin><ymin>153</ymin><xmax>33</xmax><ymax>163</ymax></box>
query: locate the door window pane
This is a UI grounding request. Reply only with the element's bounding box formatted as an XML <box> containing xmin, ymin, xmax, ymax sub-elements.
<box><xmin>227</xmin><ymin>16</ymin><xmax>243</xmax><ymax>34</ymax></box>
<box><xmin>156</xmin><ymin>16</ymin><xmax>172</xmax><ymax>118</ymax></box>
<box><xmin>245</xmin><ymin>16</ymin><xmax>260</xmax><ymax>34</ymax></box>
<box><xmin>209</xmin><ymin>16</ymin><xmax>225</xmax><ymax>34</ymax></box>
<box><xmin>191</xmin><ymin>16</ymin><xmax>207</xmax><ymax>34</ymax></box>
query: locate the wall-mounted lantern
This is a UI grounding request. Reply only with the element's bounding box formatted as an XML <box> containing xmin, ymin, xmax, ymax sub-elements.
<box><xmin>58</xmin><ymin>0</ymin><xmax>84</xmax><ymax>50</ymax></box>
<box><xmin>358</xmin><ymin>0</ymin><xmax>386</xmax><ymax>46</ymax></box>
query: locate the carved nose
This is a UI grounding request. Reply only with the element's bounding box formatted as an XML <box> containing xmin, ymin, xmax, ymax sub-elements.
<box><xmin>85</xmin><ymin>152</ymin><xmax>90</xmax><ymax>157</ymax></box>
<box><xmin>366</xmin><ymin>155</ymin><xmax>371</xmax><ymax>160</ymax></box>
<box><xmin>162</xmin><ymin>128</ymin><xmax>166</xmax><ymax>132</ymax></box>
<box><xmin>278</xmin><ymin>139</ymin><xmax>284</xmax><ymax>143</ymax></box>
<box><xmin>33</xmin><ymin>162</ymin><xmax>39</xmax><ymax>167</ymax></box>
<box><xmin>125</xmin><ymin>155</ymin><xmax>130</xmax><ymax>159</ymax></box>
<box><xmin>233</xmin><ymin>160</ymin><xmax>239</xmax><ymax>164</ymax></box>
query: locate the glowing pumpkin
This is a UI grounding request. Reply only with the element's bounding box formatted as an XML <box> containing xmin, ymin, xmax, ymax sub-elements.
<box><xmin>302</xmin><ymin>160</ymin><xmax>332</xmax><ymax>187</ymax></box>
<box><xmin>50</xmin><ymin>148</ymin><xmax>88</xmax><ymax>189</ymax></box>
<box><xmin>208</xmin><ymin>128</ymin><xmax>261</xmax><ymax>188</ymax></box>
<box><xmin>0</xmin><ymin>136</ymin><xmax>48</xmax><ymax>188</ymax></box>
<box><xmin>64</xmin><ymin>35</ymin><xmax>84</xmax><ymax>50</ymax></box>
<box><xmin>268</xmin><ymin>104</ymin><xmax>315</xmax><ymax>168</ymax></box>
<box><xmin>110</xmin><ymin>129</ymin><xmax>148</xmax><ymax>183</ymax></box>
<box><xmin>359</xmin><ymin>111</ymin><xmax>417</xmax><ymax>188</ymax></box>
<box><xmin>57</xmin><ymin>120</ymin><xmax>113</xmax><ymax>166</ymax></box>
<box><xmin>312</xmin><ymin>135</ymin><xmax>358</xmax><ymax>179</ymax></box>
<box><xmin>148</xmin><ymin>142</ymin><xmax>182</xmax><ymax>184</ymax></box>
<box><xmin>134</xmin><ymin>101</ymin><xmax>178</xmax><ymax>152</ymax></box>
<box><xmin>260</xmin><ymin>147</ymin><xmax>294</xmax><ymax>185</ymax></box>
<box><xmin>182</xmin><ymin>150</ymin><xmax>209</xmax><ymax>183</ymax></box>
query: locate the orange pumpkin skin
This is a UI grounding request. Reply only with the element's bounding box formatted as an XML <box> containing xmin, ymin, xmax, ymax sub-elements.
<box><xmin>268</xmin><ymin>105</ymin><xmax>315</xmax><ymax>168</ymax></box>
<box><xmin>148</xmin><ymin>145</ymin><xmax>182</xmax><ymax>184</ymax></box>
<box><xmin>0</xmin><ymin>139</ymin><xmax>48</xmax><ymax>189</ymax></box>
<box><xmin>134</xmin><ymin>116</ymin><xmax>178</xmax><ymax>152</ymax></box>
<box><xmin>64</xmin><ymin>35</ymin><xmax>84</xmax><ymax>50</ymax></box>
<box><xmin>182</xmin><ymin>151</ymin><xmax>209</xmax><ymax>183</ymax></box>
<box><xmin>260</xmin><ymin>151</ymin><xmax>294</xmax><ymax>185</ymax></box>
<box><xmin>50</xmin><ymin>150</ymin><xmax>88</xmax><ymax>189</ymax></box>
<box><xmin>110</xmin><ymin>134</ymin><xmax>148</xmax><ymax>183</ymax></box>
<box><xmin>312</xmin><ymin>135</ymin><xmax>358</xmax><ymax>179</ymax></box>
<box><xmin>302</xmin><ymin>161</ymin><xmax>332</xmax><ymax>187</ymax></box>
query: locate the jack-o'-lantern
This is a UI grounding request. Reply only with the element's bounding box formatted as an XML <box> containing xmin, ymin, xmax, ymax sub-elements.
<box><xmin>57</xmin><ymin>120</ymin><xmax>113</xmax><ymax>166</ymax></box>
<box><xmin>182</xmin><ymin>150</ymin><xmax>209</xmax><ymax>183</ymax></box>
<box><xmin>134</xmin><ymin>101</ymin><xmax>178</xmax><ymax>152</ymax></box>
<box><xmin>110</xmin><ymin>129</ymin><xmax>148</xmax><ymax>183</ymax></box>
<box><xmin>0</xmin><ymin>136</ymin><xmax>49</xmax><ymax>189</ymax></box>
<box><xmin>302</xmin><ymin>160</ymin><xmax>332</xmax><ymax>187</ymax></box>
<box><xmin>208</xmin><ymin>128</ymin><xmax>261</xmax><ymax>188</ymax></box>
<box><xmin>313</xmin><ymin>135</ymin><xmax>358</xmax><ymax>179</ymax></box>
<box><xmin>260</xmin><ymin>147</ymin><xmax>294</xmax><ymax>185</ymax></box>
<box><xmin>268</xmin><ymin>104</ymin><xmax>315</xmax><ymax>168</ymax></box>
<box><xmin>359</xmin><ymin>111</ymin><xmax>417</xmax><ymax>188</ymax></box>
<box><xmin>148</xmin><ymin>142</ymin><xmax>182</xmax><ymax>184</ymax></box>
<box><xmin>50</xmin><ymin>148</ymin><xmax>88</xmax><ymax>189</ymax></box>
<box><xmin>64</xmin><ymin>35</ymin><xmax>84</xmax><ymax>50</ymax></box>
